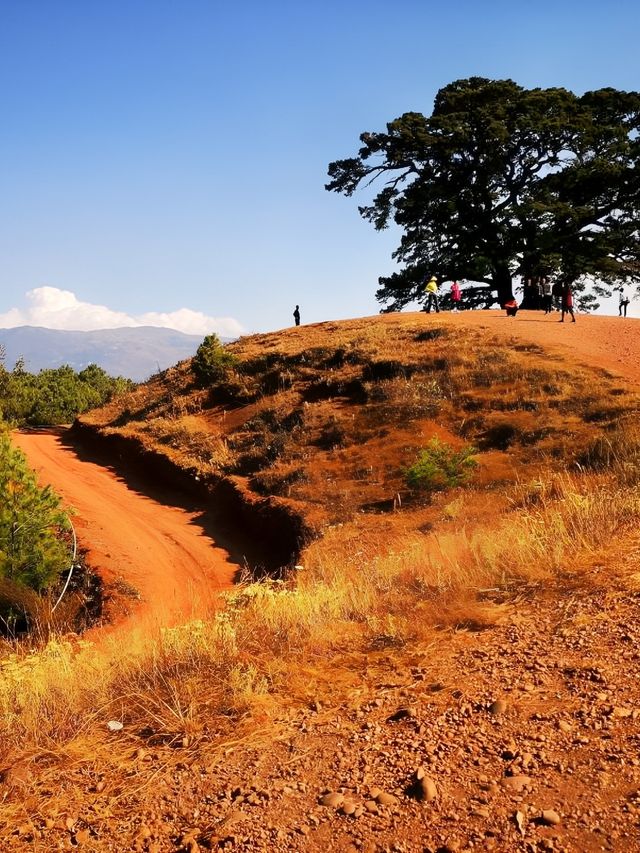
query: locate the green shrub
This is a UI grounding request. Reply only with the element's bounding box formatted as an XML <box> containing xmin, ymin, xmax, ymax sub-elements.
<box><xmin>405</xmin><ymin>438</ymin><xmax>478</xmax><ymax>493</ymax></box>
<box><xmin>0</xmin><ymin>433</ymin><xmax>71</xmax><ymax>592</ymax></box>
<box><xmin>192</xmin><ymin>334</ymin><xmax>237</xmax><ymax>384</ymax></box>
<box><xmin>0</xmin><ymin>362</ymin><xmax>133</xmax><ymax>426</ymax></box>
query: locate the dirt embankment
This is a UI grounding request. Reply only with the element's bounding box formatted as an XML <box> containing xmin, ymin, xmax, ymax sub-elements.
<box><xmin>69</xmin><ymin>420</ymin><xmax>313</xmax><ymax>573</ymax></box>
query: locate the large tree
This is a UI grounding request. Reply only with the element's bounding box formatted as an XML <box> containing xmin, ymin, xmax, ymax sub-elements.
<box><xmin>326</xmin><ymin>78</ymin><xmax>640</xmax><ymax>310</ymax></box>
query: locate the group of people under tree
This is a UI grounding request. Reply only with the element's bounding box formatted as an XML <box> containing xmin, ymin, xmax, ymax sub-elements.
<box><xmin>422</xmin><ymin>277</ymin><xmax>462</xmax><ymax>314</ymax></box>
<box><xmin>422</xmin><ymin>274</ymin><xmax>576</xmax><ymax>322</ymax></box>
<box><xmin>520</xmin><ymin>276</ymin><xmax>575</xmax><ymax>322</ymax></box>
<box><xmin>326</xmin><ymin>78</ymin><xmax>640</xmax><ymax>323</ymax></box>
<box><xmin>291</xmin><ymin>278</ymin><xmax>631</xmax><ymax>328</ymax></box>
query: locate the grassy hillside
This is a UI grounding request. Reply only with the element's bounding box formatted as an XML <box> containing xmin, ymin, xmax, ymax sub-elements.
<box><xmin>4</xmin><ymin>312</ymin><xmax>640</xmax><ymax>851</ymax></box>
<box><xmin>80</xmin><ymin>312</ymin><xmax>639</xmax><ymax>555</ymax></box>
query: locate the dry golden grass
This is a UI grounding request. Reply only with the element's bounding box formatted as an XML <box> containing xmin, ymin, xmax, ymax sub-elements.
<box><xmin>5</xmin><ymin>314</ymin><xmax>640</xmax><ymax>782</ymax></box>
<box><xmin>2</xmin><ymin>458</ymin><xmax>640</xmax><ymax>763</ymax></box>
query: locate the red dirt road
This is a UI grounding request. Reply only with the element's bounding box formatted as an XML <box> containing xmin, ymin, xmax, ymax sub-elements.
<box><xmin>12</xmin><ymin>429</ymin><xmax>237</xmax><ymax>628</ymax></box>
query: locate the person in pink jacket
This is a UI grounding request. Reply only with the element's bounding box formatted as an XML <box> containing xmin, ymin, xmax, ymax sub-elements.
<box><xmin>450</xmin><ymin>281</ymin><xmax>462</xmax><ymax>311</ymax></box>
<box><xmin>560</xmin><ymin>284</ymin><xmax>576</xmax><ymax>323</ymax></box>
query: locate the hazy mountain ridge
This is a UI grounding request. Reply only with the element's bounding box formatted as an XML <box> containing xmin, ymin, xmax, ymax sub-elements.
<box><xmin>0</xmin><ymin>326</ymin><xmax>225</xmax><ymax>381</ymax></box>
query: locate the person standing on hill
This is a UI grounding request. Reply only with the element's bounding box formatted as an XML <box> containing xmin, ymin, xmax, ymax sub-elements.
<box><xmin>560</xmin><ymin>284</ymin><xmax>576</xmax><ymax>323</ymax></box>
<box><xmin>619</xmin><ymin>287</ymin><xmax>630</xmax><ymax>318</ymax></box>
<box><xmin>293</xmin><ymin>305</ymin><xmax>301</xmax><ymax>326</ymax></box>
<box><xmin>450</xmin><ymin>281</ymin><xmax>462</xmax><ymax>311</ymax></box>
<box><xmin>423</xmin><ymin>276</ymin><xmax>440</xmax><ymax>313</ymax></box>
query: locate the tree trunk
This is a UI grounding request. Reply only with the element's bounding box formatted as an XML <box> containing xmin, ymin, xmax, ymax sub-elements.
<box><xmin>493</xmin><ymin>266</ymin><xmax>514</xmax><ymax>307</ymax></box>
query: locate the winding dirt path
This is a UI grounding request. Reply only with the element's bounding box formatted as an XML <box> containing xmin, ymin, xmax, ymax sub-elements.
<box><xmin>13</xmin><ymin>429</ymin><xmax>237</xmax><ymax>628</ymax></box>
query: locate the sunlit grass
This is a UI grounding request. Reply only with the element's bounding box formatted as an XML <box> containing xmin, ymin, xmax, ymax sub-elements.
<box><xmin>2</xmin><ymin>459</ymin><xmax>640</xmax><ymax>759</ymax></box>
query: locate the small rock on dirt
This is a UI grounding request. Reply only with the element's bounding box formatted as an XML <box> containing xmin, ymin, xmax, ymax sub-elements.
<box><xmin>320</xmin><ymin>792</ymin><xmax>344</xmax><ymax>808</ymax></box>
<box><xmin>417</xmin><ymin>776</ymin><xmax>438</xmax><ymax>802</ymax></box>
<box><xmin>376</xmin><ymin>791</ymin><xmax>398</xmax><ymax>806</ymax></box>
<box><xmin>500</xmin><ymin>775</ymin><xmax>531</xmax><ymax>793</ymax></box>
<box><xmin>541</xmin><ymin>809</ymin><xmax>561</xmax><ymax>825</ymax></box>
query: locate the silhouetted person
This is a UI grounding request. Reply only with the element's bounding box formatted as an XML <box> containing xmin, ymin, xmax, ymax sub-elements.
<box><xmin>293</xmin><ymin>305</ymin><xmax>300</xmax><ymax>326</ymax></box>
<box><xmin>560</xmin><ymin>284</ymin><xmax>575</xmax><ymax>323</ymax></box>
<box><xmin>619</xmin><ymin>287</ymin><xmax>630</xmax><ymax>317</ymax></box>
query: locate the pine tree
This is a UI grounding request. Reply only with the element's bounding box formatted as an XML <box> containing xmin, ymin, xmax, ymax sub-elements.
<box><xmin>0</xmin><ymin>432</ymin><xmax>70</xmax><ymax>591</ymax></box>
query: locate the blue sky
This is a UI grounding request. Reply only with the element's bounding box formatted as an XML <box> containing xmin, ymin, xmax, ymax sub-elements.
<box><xmin>1</xmin><ymin>0</ymin><xmax>639</xmax><ymax>335</ymax></box>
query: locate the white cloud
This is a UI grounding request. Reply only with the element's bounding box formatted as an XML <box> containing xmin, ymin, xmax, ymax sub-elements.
<box><xmin>0</xmin><ymin>287</ymin><xmax>245</xmax><ymax>337</ymax></box>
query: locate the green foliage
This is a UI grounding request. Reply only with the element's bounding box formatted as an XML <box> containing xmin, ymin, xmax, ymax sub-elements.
<box><xmin>405</xmin><ymin>439</ymin><xmax>478</xmax><ymax>493</ymax></box>
<box><xmin>327</xmin><ymin>77</ymin><xmax>640</xmax><ymax>309</ymax></box>
<box><xmin>0</xmin><ymin>432</ymin><xmax>70</xmax><ymax>592</ymax></box>
<box><xmin>0</xmin><ymin>360</ymin><xmax>133</xmax><ymax>426</ymax></box>
<box><xmin>192</xmin><ymin>334</ymin><xmax>237</xmax><ymax>384</ymax></box>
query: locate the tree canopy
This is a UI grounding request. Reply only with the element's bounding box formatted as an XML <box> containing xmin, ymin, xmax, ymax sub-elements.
<box><xmin>326</xmin><ymin>78</ymin><xmax>640</xmax><ymax>309</ymax></box>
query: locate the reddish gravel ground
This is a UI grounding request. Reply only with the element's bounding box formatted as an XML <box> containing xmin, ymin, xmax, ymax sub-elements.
<box><xmin>5</xmin><ymin>309</ymin><xmax>640</xmax><ymax>853</ymax></box>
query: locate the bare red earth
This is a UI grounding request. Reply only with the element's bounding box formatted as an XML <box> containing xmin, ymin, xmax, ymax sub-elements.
<box><xmin>12</xmin><ymin>429</ymin><xmax>237</xmax><ymax>629</ymax></box>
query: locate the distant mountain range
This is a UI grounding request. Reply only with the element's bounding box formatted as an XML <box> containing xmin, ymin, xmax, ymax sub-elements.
<box><xmin>0</xmin><ymin>326</ymin><xmax>223</xmax><ymax>382</ymax></box>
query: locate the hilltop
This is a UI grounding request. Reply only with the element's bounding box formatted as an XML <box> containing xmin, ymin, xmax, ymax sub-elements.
<box><xmin>76</xmin><ymin>311</ymin><xmax>640</xmax><ymax>572</ymax></box>
<box><xmin>4</xmin><ymin>310</ymin><xmax>640</xmax><ymax>852</ymax></box>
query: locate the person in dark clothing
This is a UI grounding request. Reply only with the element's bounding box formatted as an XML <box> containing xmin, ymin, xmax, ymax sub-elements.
<box><xmin>619</xmin><ymin>288</ymin><xmax>630</xmax><ymax>317</ymax></box>
<box><xmin>293</xmin><ymin>305</ymin><xmax>300</xmax><ymax>326</ymax></box>
<box><xmin>560</xmin><ymin>285</ymin><xmax>576</xmax><ymax>323</ymax></box>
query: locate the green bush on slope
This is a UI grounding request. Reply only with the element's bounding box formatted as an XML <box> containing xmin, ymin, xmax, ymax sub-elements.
<box><xmin>406</xmin><ymin>438</ymin><xmax>478</xmax><ymax>493</ymax></box>
<box><xmin>192</xmin><ymin>334</ymin><xmax>237</xmax><ymax>384</ymax></box>
<box><xmin>0</xmin><ymin>432</ymin><xmax>70</xmax><ymax>592</ymax></box>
